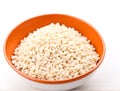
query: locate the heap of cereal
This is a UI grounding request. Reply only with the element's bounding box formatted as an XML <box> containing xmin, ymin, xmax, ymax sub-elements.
<box><xmin>11</xmin><ymin>23</ymin><xmax>99</xmax><ymax>80</ymax></box>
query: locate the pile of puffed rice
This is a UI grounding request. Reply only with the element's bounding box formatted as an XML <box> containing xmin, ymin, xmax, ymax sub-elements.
<box><xmin>11</xmin><ymin>23</ymin><xmax>99</xmax><ymax>80</ymax></box>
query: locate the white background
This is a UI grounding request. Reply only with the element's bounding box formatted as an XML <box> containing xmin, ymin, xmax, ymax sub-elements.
<box><xmin>0</xmin><ymin>0</ymin><xmax>120</xmax><ymax>91</ymax></box>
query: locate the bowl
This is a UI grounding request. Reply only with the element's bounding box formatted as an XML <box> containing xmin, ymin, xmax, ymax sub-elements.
<box><xmin>4</xmin><ymin>14</ymin><xmax>105</xmax><ymax>91</ymax></box>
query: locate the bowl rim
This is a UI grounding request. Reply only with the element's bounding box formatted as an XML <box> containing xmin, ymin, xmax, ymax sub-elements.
<box><xmin>3</xmin><ymin>13</ymin><xmax>106</xmax><ymax>84</ymax></box>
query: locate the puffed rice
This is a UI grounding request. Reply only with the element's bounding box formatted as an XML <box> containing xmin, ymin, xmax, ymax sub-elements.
<box><xmin>11</xmin><ymin>23</ymin><xmax>99</xmax><ymax>80</ymax></box>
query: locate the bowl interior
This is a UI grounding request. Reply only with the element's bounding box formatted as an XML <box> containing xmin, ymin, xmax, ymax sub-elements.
<box><xmin>4</xmin><ymin>14</ymin><xmax>105</xmax><ymax>83</ymax></box>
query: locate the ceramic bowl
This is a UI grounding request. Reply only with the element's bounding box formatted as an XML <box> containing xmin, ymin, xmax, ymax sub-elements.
<box><xmin>4</xmin><ymin>14</ymin><xmax>105</xmax><ymax>91</ymax></box>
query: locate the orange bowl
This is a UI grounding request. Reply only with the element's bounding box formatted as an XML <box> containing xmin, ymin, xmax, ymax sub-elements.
<box><xmin>4</xmin><ymin>14</ymin><xmax>105</xmax><ymax>90</ymax></box>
